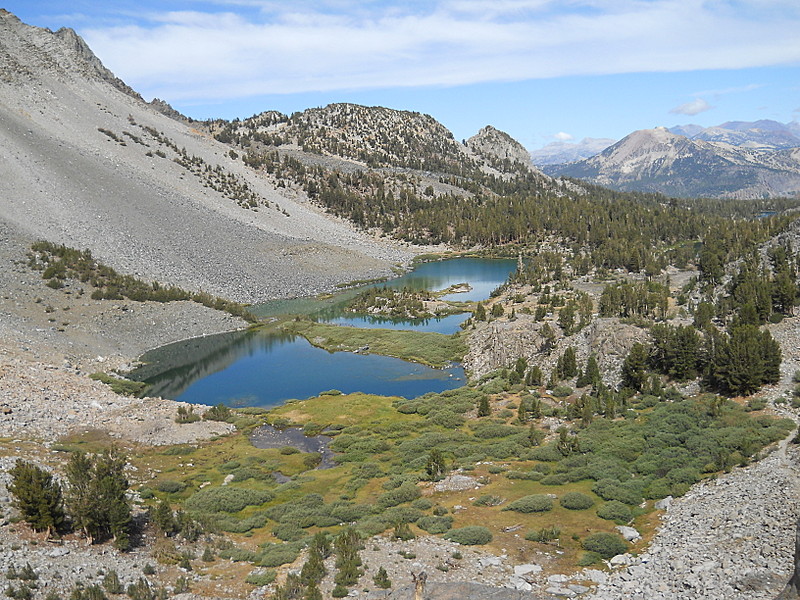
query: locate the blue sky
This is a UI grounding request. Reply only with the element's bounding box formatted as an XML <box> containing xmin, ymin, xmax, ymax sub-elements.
<box><xmin>5</xmin><ymin>1</ymin><xmax>800</xmax><ymax>149</ymax></box>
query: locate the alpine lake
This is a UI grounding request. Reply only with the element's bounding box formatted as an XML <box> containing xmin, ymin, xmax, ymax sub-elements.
<box><xmin>129</xmin><ymin>257</ymin><xmax>516</xmax><ymax>408</ymax></box>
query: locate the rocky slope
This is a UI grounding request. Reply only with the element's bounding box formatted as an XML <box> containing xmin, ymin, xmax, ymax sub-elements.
<box><xmin>0</xmin><ymin>10</ymin><xmax>410</xmax><ymax>305</ymax></box>
<box><xmin>549</xmin><ymin>127</ymin><xmax>800</xmax><ymax>199</ymax></box>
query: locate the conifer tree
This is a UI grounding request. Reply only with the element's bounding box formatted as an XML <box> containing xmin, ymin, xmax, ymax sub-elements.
<box><xmin>334</xmin><ymin>527</ymin><xmax>362</xmax><ymax>589</ymax></box>
<box><xmin>477</xmin><ymin>395</ymin><xmax>491</xmax><ymax>417</ymax></box>
<box><xmin>373</xmin><ymin>566</ymin><xmax>391</xmax><ymax>589</ymax></box>
<box><xmin>9</xmin><ymin>460</ymin><xmax>64</xmax><ymax>538</ymax></box>
<box><xmin>621</xmin><ymin>343</ymin><xmax>648</xmax><ymax>391</ymax></box>
<box><xmin>152</xmin><ymin>500</ymin><xmax>177</xmax><ymax>537</ymax></box>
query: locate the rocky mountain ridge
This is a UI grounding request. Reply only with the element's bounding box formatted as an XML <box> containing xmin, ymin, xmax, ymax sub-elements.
<box><xmin>529</xmin><ymin>137</ymin><xmax>616</xmax><ymax>166</ymax></box>
<box><xmin>0</xmin><ymin>10</ymin><xmax>412</xmax><ymax>304</ymax></box>
<box><xmin>548</xmin><ymin>126</ymin><xmax>800</xmax><ymax>198</ymax></box>
<box><xmin>211</xmin><ymin>104</ymin><xmax>548</xmax><ymax>186</ymax></box>
<box><xmin>674</xmin><ymin>119</ymin><xmax>800</xmax><ymax>150</ymax></box>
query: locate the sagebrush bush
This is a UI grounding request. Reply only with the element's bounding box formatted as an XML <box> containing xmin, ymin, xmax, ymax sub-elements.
<box><xmin>444</xmin><ymin>526</ymin><xmax>493</xmax><ymax>545</ymax></box>
<box><xmin>185</xmin><ymin>487</ymin><xmax>273</xmax><ymax>513</ymax></box>
<box><xmin>560</xmin><ymin>492</ymin><xmax>595</xmax><ymax>510</ymax></box>
<box><xmin>502</xmin><ymin>494</ymin><xmax>553</xmax><ymax>513</ymax></box>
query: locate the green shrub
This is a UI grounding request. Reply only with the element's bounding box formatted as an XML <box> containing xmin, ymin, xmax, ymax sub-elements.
<box><xmin>577</xmin><ymin>551</ymin><xmax>603</xmax><ymax>566</ymax></box>
<box><xmin>539</xmin><ymin>473</ymin><xmax>568</xmax><ymax>486</ymax></box>
<box><xmin>89</xmin><ymin>372</ymin><xmax>147</xmax><ymax>397</ymax></box>
<box><xmin>581</xmin><ymin>532</ymin><xmax>628</xmax><ymax>559</ymax></box>
<box><xmin>472</xmin><ymin>494</ymin><xmax>504</xmax><ymax>507</ymax></box>
<box><xmin>203</xmin><ymin>404</ymin><xmax>233</xmax><ymax>422</ymax></box>
<box><xmin>416</xmin><ymin>516</ymin><xmax>453</xmax><ymax>534</ymax></box>
<box><xmin>529</xmin><ymin>445</ymin><xmax>563</xmax><ymax>462</ymax></box>
<box><xmin>502</xmin><ymin>494</ymin><xmax>553</xmax><ymax>513</ymax></box>
<box><xmin>356</xmin><ymin>516</ymin><xmax>390</xmax><ymax>537</ymax></box>
<box><xmin>596</xmin><ymin>501</ymin><xmax>632</xmax><ymax>523</ymax></box>
<box><xmin>154</xmin><ymin>480</ymin><xmax>186</xmax><ymax>494</ymax></box>
<box><xmin>272</xmin><ymin>523</ymin><xmax>304</xmax><ymax>542</ymax></box>
<box><xmin>218</xmin><ymin>548</ymin><xmax>258</xmax><ymax>562</ymax></box>
<box><xmin>592</xmin><ymin>478</ymin><xmax>643</xmax><ymax>505</ymax></box>
<box><xmin>376</xmin><ymin>482</ymin><xmax>421</xmax><ymax>509</ymax></box>
<box><xmin>505</xmin><ymin>470</ymin><xmax>544</xmax><ymax>481</ymax></box>
<box><xmin>259</xmin><ymin>543</ymin><xmax>301</xmax><ymax>567</ymax></box>
<box><xmin>552</xmin><ymin>385</ymin><xmax>573</xmax><ymax>397</ymax></box>
<box><xmin>525</xmin><ymin>525</ymin><xmax>561</xmax><ymax>542</ymax></box>
<box><xmin>279</xmin><ymin>446</ymin><xmax>300</xmax><ymax>455</ymax></box>
<box><xmin>444</xmin><ymin>526</ymin><xmax>493</xmax><ymax>545</ymax></box>
<box><xmin>185</xmin><ymin>487</ymin><xmax>273</xmax><ymax>513</ymax></box>
<box><xmin>560</xmin><ymin>492</ymin><xmax>595</xmax><ymax>510</ymax></box>
<box><xmin>411</xmin><ymin>498</ymin><xmax>433</xmax><ymax>511</ymax></box>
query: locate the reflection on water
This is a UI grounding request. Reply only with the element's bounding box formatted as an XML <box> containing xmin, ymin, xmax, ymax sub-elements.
<box><xmin>131</xmin><ymin>329</ymin><xmax>466</xmax><ymax>408</ymax></box>
<box><xmin>131</xmin><ymin>258</ymin><xmax>516</xmax><ymax>408</ymax></box>
<box><xmin>323</xmin><ymin>312</ymin><xmax>469</xmax><ymax>334</ymax></box>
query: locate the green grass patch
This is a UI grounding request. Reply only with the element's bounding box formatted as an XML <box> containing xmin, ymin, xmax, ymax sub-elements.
<box><xmin>281</xmin><ymin>320</ymin><xmax>467</xmax><ymax>367</ymax></box>
<box><xmin>89</xmin><ymin>372</ymin><xmax>148</xmax><ymax>397</ymax></box>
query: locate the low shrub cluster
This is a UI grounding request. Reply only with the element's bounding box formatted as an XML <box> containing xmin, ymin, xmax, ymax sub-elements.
<box><xmin>444</xmin><ymin>526</ymin><xmax>493</xmax><ymax>545</ymax></box>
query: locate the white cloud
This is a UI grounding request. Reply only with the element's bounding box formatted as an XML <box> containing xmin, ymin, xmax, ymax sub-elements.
<box><xmin>670</xmin><ymin>98</ymin><xmax>714</xmax><ymax>116</ymax></box>
<box><xmin>553</xmin><ymin>132</ymin><xmax>574</xmax><ymax>141</ymax></box>
<box><xmin>80</xmin><ymin>1</ymin><xmax>800</xmax><ymax>103</ymax></box>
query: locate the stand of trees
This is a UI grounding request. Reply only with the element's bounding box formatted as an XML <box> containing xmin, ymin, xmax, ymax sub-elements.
<box><xmin>622</xmin><ymin>323</ymin><xmax>780</xmax><ymax>397</ymax></box>
<box><xmin>9</xmin><ymin>449</ymin><xmax>133</xmax><ymax>549</ymax></box>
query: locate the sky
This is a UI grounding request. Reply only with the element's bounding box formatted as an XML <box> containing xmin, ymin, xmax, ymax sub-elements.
<box><xmin>4</xmin><ymin>0</ymin><xmax>800</xmax><ymax>150</ymax></box>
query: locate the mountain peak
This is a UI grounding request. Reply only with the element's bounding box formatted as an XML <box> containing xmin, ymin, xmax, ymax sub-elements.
<box><xmin>0</xmin><ymin>10</ymin><xmax>141</xmax><ymax>99</ymax></box>
<box><xmin>467</xmin><ymin>125</ymin><xmax>533</xmax><ymax>168</ymax></box>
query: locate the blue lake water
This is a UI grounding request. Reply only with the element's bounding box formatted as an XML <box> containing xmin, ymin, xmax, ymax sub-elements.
<box><xmin>131</xmin><ymin>257</ymin><xmax>515</xmax><ymax>407</ymax></box>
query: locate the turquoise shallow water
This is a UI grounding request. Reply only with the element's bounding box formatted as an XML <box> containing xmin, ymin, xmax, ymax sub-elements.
<box><xmin>130</xmin><ymin>257</ymin><xmax>516</xmax><ymax>407</ymax></box>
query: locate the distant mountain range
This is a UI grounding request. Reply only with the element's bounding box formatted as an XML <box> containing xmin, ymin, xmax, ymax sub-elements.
<box><xmin>530</xmin><ymin>138</ymin><xmax>616</xmax><ymax>166</ymax></box>
<box><xmin>542</xmin><ymin>120</ymin><xmax>800</xmax><ymax>198</ymax></box>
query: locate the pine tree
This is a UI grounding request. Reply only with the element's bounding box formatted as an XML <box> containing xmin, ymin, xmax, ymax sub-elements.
<box><xmin>9</xmin><ymin>461</ymin><xmax>64</xmax><ymax>538</ymax></box>
<box><xmin>393</xmin><ymin>521</ymin><xmax>415</xmax><ymax>541</ymax></box>
<box><xmin>300</xmin><ymin>535</ymin><xmax>327</xmax><ymax>585</ymax></box>
<box><xmin>525</xmin><ymin>365</ymin><xmax>543</xmax><ymax>387</ymax></box>
<box><xmin>425</xmin><ymin>449</ymin><xmax>447</xmax><ymax>481</ymax></box>
<box><xmin>477</xmin><ymin>395</ymin><xmax>491</xmax><ymax>417</ymax></box>
<box><xmin>152</xmin><ymin>500</ymin><xmax>177</xmax><ymax>537</ymax></box>
<box><xmin>373</xmin><ymin>566</ymin><xmax>391</xmax><ymax>589</ymax></box>
<box><xmin>65</xmin><ymin>448</ymin><xmax>132</xmax><ymax>549</ymax></box>
<box><xmin>334</xmin><ymin>527</ymin><xmax>362</xmax><ymax>588</ymax></box>
<box><xmin>303</xmin><ymin>581</ymin><xmax>322</xmax><ymax>600</ymax></box>
<box><xmin>621</xmin><ymin>343</ymin><xmax>648</xmax><ymax>391</ymax></box>
<box><xmin>576</xmin><ymin>353</ymin><xmax>602</xmax><ymax>388</ymax></box>
<box><xmin>474</xmin><ymin>302</ymin><xmax>486</xmax><ymax>321</ymax></box>
<box><xmin>65</xmin><ymin>451</ymin><xmax>95</xmax><ymax>542</ymax></box>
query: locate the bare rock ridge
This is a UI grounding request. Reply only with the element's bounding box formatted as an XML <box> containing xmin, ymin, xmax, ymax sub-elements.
<box><xmin>0</xmin><ymin>9</ymin><xmax>140</xmax><ymax>98</ymax></box>
<box><xmin>0</xmin><ymin>9</ymin><xmax>410</xmax><ymax>304</ymax></box>
<box><xmin>466</xmin><ymin>125</ymin><xmax>537</xmax><ymax>169</ymax></box>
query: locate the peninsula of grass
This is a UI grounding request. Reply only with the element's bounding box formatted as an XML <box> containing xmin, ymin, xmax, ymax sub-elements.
<box><xmin>281</xmin><ymin>319</ymin><xmax>467</xmax><ymax>367</ymax></box>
